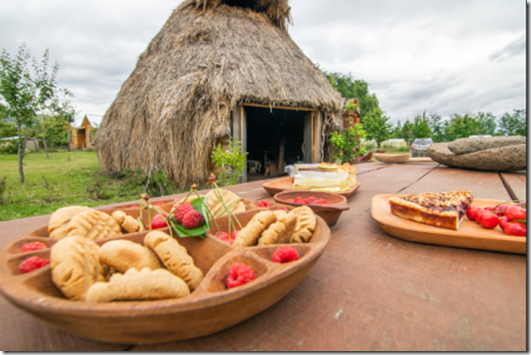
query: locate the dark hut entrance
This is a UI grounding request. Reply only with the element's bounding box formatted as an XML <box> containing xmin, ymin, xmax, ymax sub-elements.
<box><xmin>232</xmin><ymin>104</ymin><xmax>322</xmax><ymax>182</ymax></box>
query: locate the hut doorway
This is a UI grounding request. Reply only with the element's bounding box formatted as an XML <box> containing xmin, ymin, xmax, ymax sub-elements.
<box><xmin>234</xmin><ymin>104</ymin><xmax>321</xmax><ymax>182</ymax></box>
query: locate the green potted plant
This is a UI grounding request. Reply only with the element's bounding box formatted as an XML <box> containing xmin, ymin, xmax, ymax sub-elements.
<box><xmin>211</xmin><ymin>137</ymin><xmax>247</xmax><ymax>186</ymax></box>
<box><xmin>330</xmin><ymin>102</ymin><xmax>367</xmax><ymax>164</ymax></box>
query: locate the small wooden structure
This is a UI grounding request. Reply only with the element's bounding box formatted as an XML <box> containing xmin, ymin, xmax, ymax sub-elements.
<box><xmin>70</xmin><ymin>116</ymin><xmax>95</xmax><ymax>150</ymax></box>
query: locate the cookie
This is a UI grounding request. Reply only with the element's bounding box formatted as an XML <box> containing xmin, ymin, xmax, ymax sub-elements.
<box><xmin>64</xmin><ymin>210</ymin><xmax>122</xmax><ymax>240</ymax></box>
<box><xmin>233</xmin><ymin>211</ymin><xmax>277</xmax><ymax>247</ymax></box>
<box><xmin>98</xmin><ymin>239</ymin><xmax>161</xmax><ymax>273</ymax></box>
<box><xmin>121</xmin><ymin>215</ymin><xmax>141</xmax><ymax>233</ymax></box>
<box><xmin>112</xmin><ymin>211</ymin><xmax>140</xmax><ymax>233</ymax></box>
<box><xmin>111</xmin><ymin>210</ymin><xmax>127</xmax><ymax>225</ymax></box>
<box><xmin>85</xmin><ymin>267</ymin><xmax>190</xmax><ymax>303</ymax></box>
<box><xmin>49</xmin><ymin>206</ymin><xmax>92</xmax><ymax>240</ymax></box>
<box><xmin>290</xmin><ymin>206</ymin><xmax>317</xmax><ymax>243</ymax></box>
<box><xmin>50</xmin><ymin>236</ymin><xmax>106</xmax><ymax>301</ymax></box>
<box><xmin>206</xmin><ymin>189</ymin><xmax>245</xmax><ymax>217</ymax></box>
<box><xmin>258</xmin><ymin>210</ymin><xmax>297</xmax><ymax>245</ymax></box>
<box><xmin>144</xmin><ymin>231</ymin><xmax>203</xmax><ymax>291</ymax></box>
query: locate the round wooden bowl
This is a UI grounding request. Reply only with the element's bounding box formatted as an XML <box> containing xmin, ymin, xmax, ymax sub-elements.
<box><xmin>0</xmin><ymin>207</ymin><xmax>330</xmax><ymax>344</ymax></box>
<box><xmin>273</xmin><ymin>191</ymin><xmax>350</xmax><ymax>226</ymax></box>
<box><xmin>373</xmin><ymin>153</ymin><xmax>411</xmax><ymax>163</ymax></box>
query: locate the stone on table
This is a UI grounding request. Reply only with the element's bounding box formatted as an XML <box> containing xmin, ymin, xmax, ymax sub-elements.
<box><xmin>448</xmin><ymin>136</ymin><xmax>526</xmax><ymax>155</ymax></box>
<box><xmin>427</xmin><ymin>142</ymin><xmax>526</xmax><ymax>171</ymax></box>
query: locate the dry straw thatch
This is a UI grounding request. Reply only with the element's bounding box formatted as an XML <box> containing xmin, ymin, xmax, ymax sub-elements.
<box><xmin>96</xmin><ymin>0</ymin><xmax>343</xmax><ymax>188</ymax></box>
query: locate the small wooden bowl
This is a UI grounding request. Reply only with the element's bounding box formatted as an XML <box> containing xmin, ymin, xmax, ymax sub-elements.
<box><xmin>273</xmin><ymin>191</ymin><xmax>350</xmax><ymax>226</ymax></box>
<box><xmin>0</xmin><ymin>207</ymin><xmax>330</xmax><ymax>344</ymax></box>
<box><xmin>373</xmin><ymin>153</ymin><xmax>411</xmax><ymax>163</ymax></box>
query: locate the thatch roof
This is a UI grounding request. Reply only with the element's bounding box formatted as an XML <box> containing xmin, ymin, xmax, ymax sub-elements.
<box><xmin>96</xmin><ymin>0</ymin><xmax>343</xmax><ymax>188</ymax></box>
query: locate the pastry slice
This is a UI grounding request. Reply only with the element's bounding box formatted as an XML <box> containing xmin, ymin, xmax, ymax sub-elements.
<box><xmin>388</xmin><ymin>190</ymin><xmax>473</xmax><ymax>230</ymax></box>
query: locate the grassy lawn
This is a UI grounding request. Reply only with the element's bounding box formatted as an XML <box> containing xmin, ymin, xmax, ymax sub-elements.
<box><xmin>0</xmin><ymin>151</ymin><xmax>182</xmax><ymax>221</ymax></box>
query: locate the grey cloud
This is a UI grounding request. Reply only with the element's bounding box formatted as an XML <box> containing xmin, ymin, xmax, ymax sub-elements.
<box><xmin>489</xmin><ymin>35</ymin><xmax>525</xmax><ymax>62</ymax></box>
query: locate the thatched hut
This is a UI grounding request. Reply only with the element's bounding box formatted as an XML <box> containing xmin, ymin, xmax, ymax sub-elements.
<box><xmin>96</xmin><ymin>0</ymin><xmax>343</xmax><ymax>187</ymax></box>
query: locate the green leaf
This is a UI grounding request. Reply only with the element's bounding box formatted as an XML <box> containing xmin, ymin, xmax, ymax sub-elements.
<box><xmin>169</xmin><ymin>197</ymin><xmax>211</xmax><ymax>237</ymax></box>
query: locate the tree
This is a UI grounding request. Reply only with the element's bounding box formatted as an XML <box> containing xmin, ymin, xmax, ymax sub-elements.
<box><xmin>363</xmin><ymin>108</ymin><xmax>392</xmax><ymax>148</ymax></box>
<box><xmin>319</xmin><ymin>68</ymin><xmax>380</xmax><ymax>123</ymax></box>
<box><xmin>411</xmin><ymin>112</ymin><xmax>432</xmax><ymax>139</ymax></box>
<box><xmin>428</xmin><ymin>112</ymin><xmax>446</xmax><ymax>142</ymax></box>
<box><xmin>497</xmin><ymin>109</ymin><xmax>526</xmax><ymax>136</ymax></box>
<box><xmin>0</xmin><ymin>44</ymin><xmax>74</xmax><ymax>182</ymax></box>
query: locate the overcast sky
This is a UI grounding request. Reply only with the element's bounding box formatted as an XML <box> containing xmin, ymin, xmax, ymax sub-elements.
<box><xmin>0</xmin><ymin>0</ymin><xmax>526</xmax><ymax>125</ymax></box>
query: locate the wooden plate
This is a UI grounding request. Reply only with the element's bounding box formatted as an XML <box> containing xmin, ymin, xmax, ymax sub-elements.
<box><xmin>0</xmin><ymin>207</ymin><xmax>330</xmax><ymax>344</ymax></box>
<box><xmin>373</xmin><ymin>153</ymin><xmax>411</xmax><ymax>163</ymax></box>
<box><xmin>371</xmin><ymin>194</ymin><xmax>526</xmax><ymax>254</ymax></box>
<box><xmin>273</xmin><ymin>191</ymin><xmax>349</xmax><ymax>226</ymax></box>
<box><xmin>263</xmin><ymin>176</ymin><xmax>361</xmax><ymax>198</ymax></box>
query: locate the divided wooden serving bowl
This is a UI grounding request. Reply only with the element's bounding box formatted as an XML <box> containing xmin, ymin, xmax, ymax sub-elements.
<box><xmin>0</xmin><ymin>205</ymin><xmax>330</xmax><ymax>344</ymax></box>
<box><xmin>273</xmin><ymin>191</ymin><xmax>350</xmax><ymax>226</ymax></box>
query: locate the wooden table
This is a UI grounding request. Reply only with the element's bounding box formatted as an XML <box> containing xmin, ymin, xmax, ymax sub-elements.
<box><xmin>0</xmin><ymin>162</ymin><xmax>526</xmax><ymax>351</ymax></box>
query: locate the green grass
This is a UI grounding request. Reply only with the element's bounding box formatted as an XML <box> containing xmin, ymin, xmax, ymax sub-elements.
<box><xmin>0</xmin><ymin>151</ymin><xmax>182</xmax><ymax>221</ymax></box>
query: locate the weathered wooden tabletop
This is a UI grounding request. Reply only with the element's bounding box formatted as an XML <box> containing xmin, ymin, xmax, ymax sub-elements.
<box><xmin>0</xmin><ymin>162</ymin><xmax>526</xmax><ymax>351</ymax></box>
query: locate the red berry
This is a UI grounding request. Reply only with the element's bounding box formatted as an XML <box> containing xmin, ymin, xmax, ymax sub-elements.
<box><xmin>174</xmin><ymin>202</ymin><xmax>194</xmax><ymax>223</ymax></box>
<box><xmin>506</xmin><ymin>205</ymin><xmax>526</xmax><ymax>221</ymax></box>
<box><xmin>151</xmin><ymin>214</ymin><xmax>168</xmax><ymax>229</ymax></box>
<box><xmin>277</xmin><ymin>206</ymin><xmax>288</xmax><ymax>212</ymax></box>
<box><xmin>214</xmin><ymin>231</ymin><xmax>234</xmax><ymax>244</ymax></box>
<box><xmin>152</xmin><ymin>202</ymin><xmax>165</xmax><ymax>206</ymax></box>
<box><xmin>302</xmin><ymin>199</ymin><xmax>310</xmax><ymax>204</ymax></box>
<box><xmin>225</xmin><ymin>263</ymin><xmax>256</xmax><ymax>289</ymax></box>
<box><xmin>466</xmin><ymin>206</ymin><xmax>481</xmax><ymax>221</ymax></box>
<box><xmin>313</xmin><ymin>199</ymin><xmax>327</xmax><ymax>205</ymax></box>
<box><xmin>286</xmin><ymin>199</ymin><xmax>294</xmax><ymax>203</ymax></box>
<box><xmin>257</xmin><ymin>200</ymin><xmax>271</xmax><ymax>208</ymax></box>
<box><xmin>505</xmin><ymin>222</ymin><xmax>527</xmax><ymax>237</ymax></box>
<box><xmin>18</xmin><ymin>256</ymin><xmax>50</xmax><ymax>274</ymax></box>
<box><xmin>271</xmin><ymin>246</ymin><xmax>299</xmax><ymax>263</ymax></box>
<box><xmin>475</xmin><ymin>209</ymin><xmax>488</xmax><ymax>223</ymax></box>
<box><xmin>479</xmin><ymin>212</ymin><xmax>499</xmax><ymax>229</ymax></box>
<box><xmin>493</xmin><ymin>204</ymin><xmax>509</xmax><ymax>217</ymax></box>
<box><xmin>499</xmin><ymin>216</ymin><xmax>510</xmax><ymax>232</ymax></box>
<box><xmin>294</xmin><ymin>198</ymin><xmax>304</xmax><ymax>204</ymax></box>
<box><xmin>230</xmin><ymin>230</ymin><xmax>240</xmax><ymax>241</ymax></box>
<box><xmin>182</xmin><ymin>210</ymin><xmax>205</xmax><ymax>229</ymax></box>
<box><xmin>21</xmin><ymin>242</ymin><xmax>46</xmax><ymax>253</ymax></box>
<box><xmin>308</xmin><ymin>196</ymin><xmax>317</xmax><ymax>202</ymax></box>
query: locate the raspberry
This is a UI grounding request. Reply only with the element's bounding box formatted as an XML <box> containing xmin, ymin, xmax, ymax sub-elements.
<box><xmin>18</xmin><ymin>256</ymin><xmax>50</xmax><ymax>274</ymax></box>
<box><xmin>286</xmin><ymin>199</ymin><xmax>294</xmax><ymax>203</ymax></box>
<box><xmin>277</xmin><ymin>206</ymin><xmax>288</xmax><ymax>212</ymax></box>
<box><xmin>230</xmin><ymin>230</ymin><xmax>240</xmax><ymax>240</ymax></box>
<box><xmin>271</xmin><ymin>246</ymin><xmax>299</xmax><ymax>263</ymax></box>
<box><xmin>182</xmin><ymin>210</ymin><xmax>205</xmax><ymax>229</ymax></box>
<box><xmin>308</xmin><ymin>196</ymin><xmax>317</xmax><ymax>203</ymax></box>
<box><xmin>257</xmin><ymin>200</ymin><xmax>271</xmax><ymax>208</ymax></box>
<box><xmin>313</xmin><ymin>199</ymin><xmax>327</xmax><ymax>205</ymax></box>
<box><xmin>174</xmin><ymin>202</ymin><xmax>194</xmax><ymax>224</ymax></box>
<box><xmin>225</xmin><ymin>263</ymin><xmax>256</xmax><ymax>289</ymax></box>
<box><xmin>151</xmin><ymin>214</ymin><xmax>168</xmax><ymax>229</ymax></box>
<box><xmin>21</xmin><ymin>242</ymin><xmax>47</xmax><ymax>252</ymax></box>
<box><xmin>214</xmin><ymin>231</ymin><xmax>234</xmax><ymax>245</ymax></box>
<box><xmin>294</xmin><ymin>197</ymin><xmax>305</xmax><ymax>204</ymax></box>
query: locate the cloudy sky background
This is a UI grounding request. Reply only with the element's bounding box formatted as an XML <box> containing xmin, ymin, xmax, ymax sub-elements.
<box><xmin>0</xmin><ymin>0</ymin><xmax>526</xmax><ymax>126</ymax></box>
